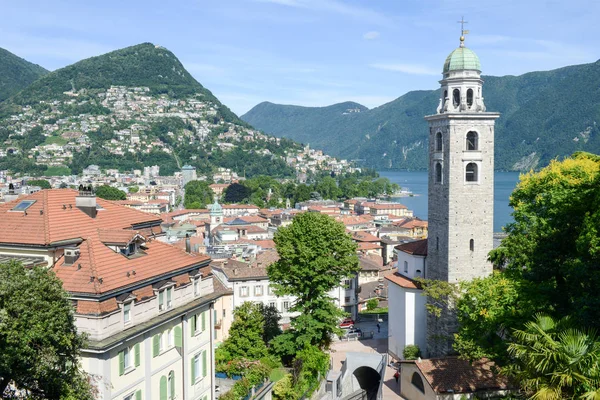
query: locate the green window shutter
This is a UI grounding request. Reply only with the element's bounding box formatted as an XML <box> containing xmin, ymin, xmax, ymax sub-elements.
<box><xmin>190</xmin><ymin>315</ymin><xmax>196</xmax><ymax>336</ymax></box>
<box><xmin>159</xmin><ymin>375</ymin><xmax>167</xmax><ymax>400</ymax></box>
<box><xmin>201</xmin><ymin>311</ymin><xmax>206</xmax><ymax>331</ymax></box>
<box><xmin>202</xmin><ymin>350</ymin><xmax>207</xmax><ymax>377</ymax></box>
<box><xmin>135</xmin><ymin>390</ymin><xmax>141</xmax><ymax>400</ymax></box>
<box><xmin>191</xmin><ymin>356</ymin><xmax>196</xmax><ymax>382</ymax></box>
<box><xmin>174</xmin><ymin>326</ymin><xmax>182</xmax><ymax>348</ymax></box>
<box><xmin>153</xmin><ymin>334</ymin><xmax>160</xmax><ymax>357</ymax></box>
<box><xmin>134</xmin><ymin>343</ymin><xmax>140</xmax><ymax>367</ymax></box>
<box><xmin>169</xmin><ymin>371</ymin><xmax>175</xmax><ymax>399</ymax></box>
<box><xmin>118</xmin><ymin>350</ymin><xmax>125</xmax><ymax>376</ymax></box>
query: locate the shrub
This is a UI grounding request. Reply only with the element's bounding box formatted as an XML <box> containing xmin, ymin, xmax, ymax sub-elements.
<box><xmin>403</xmin><ymin>344</ymin><xmax>421</xmax><ymax>360</ymax></box>
<box><xmin>366</xmin><ymin>298</ymin><xmax>378</xmax><ymax>311</ymax></box>
<box><xmin>273</xmin><ymin>374</ymin><xmax>295</xmax><ymax>400</ymax></box>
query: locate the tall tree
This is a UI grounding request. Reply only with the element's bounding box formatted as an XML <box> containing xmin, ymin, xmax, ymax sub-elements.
<box><xmin>184</xmin><ymin>180</ymin><xmax>213</xmax><ymax>209</ymax></box>
<box><xmin>0</xmin><ymin>261</ymin><xmax>94</xmax><ymax>399</ymax></box>
<box><xmin>216</xmin><ymin>302</ymin><xmax>269</xmax><ymax>363</ymax></box>
<box><xmin>223</xmin><ymin>183</ymin><xmax>250</xmax><ymax>203</ymax></box>
<box><xmin>491</xmin><ymin>152</ymin><xmax>600</xmax><ymax>329</ymax></box>
<box><xmin>26</xmin><ymin>179</ymin><xmax>51</xmax><ymax>189</ymax></box>
<box><xmin>268</xmin><ymin>212</ymin><xmax>359</xmax><ymax>352</ymax></box>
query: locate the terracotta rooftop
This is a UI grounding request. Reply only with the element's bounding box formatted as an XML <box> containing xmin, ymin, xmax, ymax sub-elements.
<box><xmin>403</xmin><ymin>357</ymin><xmax>513</xmax><ymax>394</ymax></box>
<box><xmin>351</xmin><ymin>231</ymin><xmax>381</xmax><ymax>242</ymax></box>
<box><xmin>0</xmin><ymin>189</ymin><xmax>162</xmax><ymax>246</ymax></box>
<box><xmin>224</xmin><ymin>215</ymin><xmax>268</xmax><ymax>224</ymax></box>
<box><xmin>395</xmin><ymin>239</ymin><xmax>428</xmax><ymax>256</ymax></box>
<box><xmin>394</xmin><ymin>217</ymin><xmax>428</xmax><ymax>229</ymax></box>
<box><xmin>221</xmin><ymin>204</ymin><xmax>259</xmax><ymax>210</ymax></box>
<box><xmin>385</xmin><ymin>272</ymin><xmax>421</xmax><ymax>289</ymax></box>
<box><xmin>357</xmin><ymin>242</ymin><xmax>383</xmax><ymax>251</ymax></box>
<box><xmin>97</xmin><ymin>229</ymin><xmax>140</xmax><ymax>246</ymax></box>
<box><xmin>369</xmin><ymin>203</ymin><xmax>408</xmax><ymax>210</ymax></box>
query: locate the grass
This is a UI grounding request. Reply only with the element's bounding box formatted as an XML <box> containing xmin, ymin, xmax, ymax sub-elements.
<box><xmin>43</xmin><ymin>135</ymin><xmax>68</xmax><ymax>146</ymax></box>
<box><xmin>45</xmin><ymin>166</ymin><xmax>71</xmax><ymax>176</ymax></box>
<box><xmin>359</xmin><ymin>307</ymin><xmax>389</xmax><ymax>315</ymax></box>
<box><xmin>269</xmin><ymin>368</ymin><xmax>287</xmax><ymax>383</ymax></box>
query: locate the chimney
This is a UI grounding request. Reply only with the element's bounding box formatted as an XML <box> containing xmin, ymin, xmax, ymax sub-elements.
<box><xmin>64</xmin><ymin>247</ymin><xmax>80</xmax><ymax>266</ymax></box>
<box><xmin>76</xmin><ymin>185</ymin><xmax>97</xmax><ymax>218</ymax></box>
<box><xmin>233</xmin><ymin>268</ymin><xmax>238</xmax><ymax>276</ymax></box>
<box><xmin>4</xmin><ymin>183</ymin><xmax>19</xmax><ymax>203</ymax></box>
<box><xmin>185</xmin><ymin>234</ymin><xmax>191</xmax><ymax>253</ymax></box>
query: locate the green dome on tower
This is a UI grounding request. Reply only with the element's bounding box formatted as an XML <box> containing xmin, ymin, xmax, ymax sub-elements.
<box><xmin>443</xmin><ymin>45</ymin><xmax>481</xmax><ymax>73</ymax></box>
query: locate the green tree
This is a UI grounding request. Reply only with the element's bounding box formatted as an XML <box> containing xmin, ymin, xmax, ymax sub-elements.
<box><xmin>268</xmin><ymin>212</ymin><xmax>359</xmax><ymax>352</ymax></box>
<box><xmin>315</xmin><ymin>176</ymin><xmax>341</xmax><ymax>200</ymax></box>
<box><xmin>490</xmin><ymin>152</ymin><xmax>600</xmax><ymax>329</ymax></box>
<box><xmin>216</xmin><ymin>302</ymin><xmax>269</xmax><ymax>364</ymax></box>
<box><xmin>223</xmin><ymin>183</ymin><xmax>251</xmax><ymax>203</ymax></box>
<box><xmin>128</xmin><ymin>185</ymin><xmax>139</xmax><ymax>193</ymax></box>
<box><xmin>505</xmin><ymin>314</ymin><xmax>600</xmax><ymax>400</ymax></box>
<box><xmin>293</xmin><ymin>184</ymin><xmax>311</xmax><ymax>204</ymax></box>
<box><xmin>27</xmin><ymin>179</ymin><xmax>51</xmax><ymax>189</ymax></box>
<box><xmin>0</xmin><ymin>261</ymin><xmax>94</xmax><ymax>399</ymax></box>
<box><xmin>184</xmin><ymin>180</ymin><xmax>213</xmax><ymax>209</ymax></box>
<box><xmin>259</xmin><ymin>303</ymin><xmax>282</xmax><ymax>345</ymax></box>
<box><xmin>95</xmin><ymin>185</ymin><xmax>126</xmax><ymax>200</ymax></box>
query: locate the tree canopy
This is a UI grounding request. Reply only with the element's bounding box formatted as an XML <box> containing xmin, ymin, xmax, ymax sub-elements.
<box><xmin>268</xmin><ymin>212</ymin><xmax>359</xmax><ymax>352</ymax></box>
<box><xmin>0</xmin><ymin>261</ymin><xmax>94</xmax><ymax>399</ymax></box>
<box><xmin>184</xmin><ymin>180</ymin><xmax>213</xmax><ymax>209</ymax></box>
<box><xmin>26</xmin><ymin>179</ymin><xmax>51</xmax><ymax>189</ymax></box>
<box><xmin>94</xmin><ymin>185</ymin><xmax>126</xmax><ymax>201</ymax></box>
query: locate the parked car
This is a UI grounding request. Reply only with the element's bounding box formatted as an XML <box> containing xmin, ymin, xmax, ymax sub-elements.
<box><xmin>339</xmin><ymin>317</ymin><xmax>355</xmax><ymax>328</ymax></box>
<box><xmin>347</xmin><ymin>328</ymin><xmax>362</xmax><ymax>337</ymax></box>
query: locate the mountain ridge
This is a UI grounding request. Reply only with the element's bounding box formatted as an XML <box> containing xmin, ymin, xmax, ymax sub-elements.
<box><xmin>242</xmin><ymin>59</ymin><xmax>600</xmax><ymax>170</ymax></box>
<box><xmin>0</xmin><ymin>47</ymin><xmax>49</xmax><ymax>102</ymax></box>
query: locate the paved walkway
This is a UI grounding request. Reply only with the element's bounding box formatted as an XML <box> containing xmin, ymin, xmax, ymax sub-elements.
<box><xmin>330</xmin><ymin>320</ymin><xmax>403</xmax><ymax>400</ymax></box>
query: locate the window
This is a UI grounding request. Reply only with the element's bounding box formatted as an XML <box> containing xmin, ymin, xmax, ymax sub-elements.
<box><xmin>166</xmin><ymin>287</ymin><xmax>172</xmax><ymax>309</ymax></box>
<box><xmin>193</xmin><ymin>353</ymin><xmax>201</xmax><ymax>382</ymax></box>
<box><xmin>168</xmin><ymin>370</ymin><xmax>175</xmax><ymax>400</ymax></box>
<box><xmin>283</xmin><ymin>301</ymin><xmax>290</xmax><ymax>312</ymax></box>
<box><xmin>159</xmin><ymin>333</ymin><xmax>165</xmax><ymax>353</ymax></box>
<box><xmin>467</xmin><ymin>88</ymin><xmax>474</xmax><ymax>107</ymax></box>
<box><xmin>194</xmin><ymin>278</ymin><xmax>200</xmax><ymax>296</ymax></box>
<box><xmin>404</xmin><ymin>261</ymin><xmax>408</xmax><ymax>273</ymax></box>
<box><xmin>466</xmin><ymin>162</ymin><xmax>478</xmax><ymax>182</ymax></box>
<box><xmin>11</xmin><ymin>200</ymin><xmax>36</xmax><ymax>211</ymax></box>
<box><xmin>254</xmin><ymin>285</ymin><xmax>264</xmax><ymax>296</ymax></box>
<box><xmin>470</xmin><ymin>239</ymin><xmax>474</xmax><ymax>252</ymax></box>
<box><xmin>435</xmin><ymin>132</ymin><xmax>442</xmax><ymax>151</ymax></box>
<box><xmin>453</xmin><ymin>88</ymin><xmax>460</xmax><ymax>107</ymax></box>
<box><xmin>268</xmin><ymin>285</ymin><xmax>275</xmax><ymax>295</ymax></box>
<box><xmin>269</xmin><ymin>301</ymin><xmax>276</xmax><ymax>309</ymax></box>
<box><xmin>435</xmin><ymin>162</ymin><xmax>442</xmax><ymax>184</ymax></box>
<box><xmin>123</xmin><ymin>302</ymin><xmax>132</xmax><ymax>324</ymax></box>
<box><xmin>191</xmin><ymin>312</ymin><xmax>206</xmax><ymax>335</ymax></box>
<box><xmin>436</xmin><ymin>237</ymin><xmax>439</xmax><ymax>251</ymax></box>
<box><xmin>411</xmin><ymin>372</ymin><xmax>425</xmax><ymax>393</ymax></box>
<box><xmin>124</xmin><ymin>392</ymin><xmax>141</xmax><ymax>400</ymax></box>
<box><xmin>344</xmin><ymin>279</ymin><xmax>353</xmax><ymax>290</ymax></box>
<box><xmin>167</xmin><ymin>328</ymin><xmax>174</xmax><ymax>348</ymax></box>
<box><xmin>466</xmin><ymin>131</ymin><xmax>478</xmax><ymax>150</ymax></box>
<box><xmin>240</xmin><ymin>286</ymin><xmax>249</xmax><ymax>297</ymax></box>
<box><xmin>223</xmin><ymin>309</ymin><xmax>226</xmax><ymax>318</ymax></box>
<box><xmin>123</xmin><ymin>346</ymin><xmax>131</xmax><ymax>370</ymax></box>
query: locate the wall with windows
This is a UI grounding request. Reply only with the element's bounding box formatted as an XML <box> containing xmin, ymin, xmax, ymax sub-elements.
<box><xmin>394</xmin><ymin>251</ymin><xmax>426</xmax><ymax>280</ymax></box>
<box><xmin>399</xmin><ymin>363</ymin><xmax>435</xmax><ymax>400</ymax></box>
<box><xmin>231</xmin><ymin>279</ymin><xmax>298</xmax><ymax>323</ymax></box>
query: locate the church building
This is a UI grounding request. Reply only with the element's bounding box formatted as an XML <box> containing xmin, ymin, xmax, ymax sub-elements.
<box><xmin>387</xmin><ymin>28</ymin><xmax>500</xmax><ymax>360</ymax></box>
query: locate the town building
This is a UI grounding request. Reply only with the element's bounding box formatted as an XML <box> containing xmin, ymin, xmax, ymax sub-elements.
<box><xmin>0</xmin><ymin>188</ymin><xmax>231</xmax><ymax>400</ymax></box>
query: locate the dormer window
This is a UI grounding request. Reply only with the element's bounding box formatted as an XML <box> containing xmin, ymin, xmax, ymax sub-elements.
<box><xmin>124</xmin><ymin>302</ymin><xmax>132</xmax><ymax>324</ymax></box>
<box><xmin>159</xmin><ymin>286</ymin><xmax>173</xmax><ymax>311</ymax></box>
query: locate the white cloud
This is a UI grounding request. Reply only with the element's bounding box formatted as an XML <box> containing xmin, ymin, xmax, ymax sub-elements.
<box><xmin>369</xmin><ymin>63</ymin><xmax>439</xmax><ymax>76</ymax></box>
<box><xmin>363</xmin><ymin>31</ymin><xmax>380</xmax><ymax>40</ymax></box>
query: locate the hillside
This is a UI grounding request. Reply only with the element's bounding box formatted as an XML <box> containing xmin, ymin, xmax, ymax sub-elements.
<box><xmin>0</xmin><ymin>43</ymin><xmax>346</xmax><ymax>178</ymax></box>
<box><xmin>0</xmin><ymin>47</ymin><xmax>48</xmax><ymax>102</ymax></box>
<box><xmin>242</xmin><ymin>60</ymin><xmax>600</xmax><ymax>171</ymax></box>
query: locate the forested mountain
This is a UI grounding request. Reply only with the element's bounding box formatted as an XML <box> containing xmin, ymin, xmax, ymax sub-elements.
<box><xmin>242</xmin><ymin>60</ymin><xmax>600</xmax><ymax>171</ymax></box>
<box><xmin>0</xmin><ymin>47</ymin><xmax>48</xmax><ymax>102</ymax></box>
<box><xmin>0</xmin><ymin>43</ymin><xmax>314</xmax><ymax>178</ymax></box>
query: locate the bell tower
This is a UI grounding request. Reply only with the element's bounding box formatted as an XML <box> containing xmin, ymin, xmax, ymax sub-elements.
<box><xmin>424</xmin><ymin>25</ymin><xmax>500</xmax><ymax>356</ymax></box>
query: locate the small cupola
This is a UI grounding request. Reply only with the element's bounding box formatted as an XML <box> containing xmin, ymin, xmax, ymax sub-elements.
<box><xmin>76</xmin><ymin>185</ymin><xmax>97</xmax><ymax>218</ymax></box>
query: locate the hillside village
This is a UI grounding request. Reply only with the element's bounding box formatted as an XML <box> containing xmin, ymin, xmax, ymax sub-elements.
<box><xmin>1</xmin><ymin>85</ymin><xmax>356</xmax><ymax>178</ymax></box>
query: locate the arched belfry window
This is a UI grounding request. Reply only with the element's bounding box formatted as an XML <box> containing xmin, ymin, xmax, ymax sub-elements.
<box><xmin>470</xmin><ymin>239</ymin><xmax>474</xmax><ymax>252</ymax></box>
<box><xmin>435</xmin><ymin>162</ymin><xmax>443</xmax><ymax>184</ymax></box>
<box><xmin>467</xmin><ymin>89</ymin><xmax>474</xmax><ymax>107</ymax></box>
<box><xmin>466</xmin><ymin>163</ymin><xmax>478</xmax><ymax>182</ymax></box>
<box><xmin>411</xmin><ymin>372</ymin><xmax>425</xmax><ymax>393</ymax></box>
<box><xmin>466</xmin><ymin>131</ymin><xmax>478</xmax><ymax>151</ymax></box>
<box><xmin>435</xmin><ymin>132</ymin><xmax>443</xmax><ymax>151</ymax></box>
<box><xmin>453</xmin><ymin>89</ymin><xmax>460</xmax><ymax>107</ymax></box>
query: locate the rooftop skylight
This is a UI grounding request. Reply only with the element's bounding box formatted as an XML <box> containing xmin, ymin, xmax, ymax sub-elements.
<box><xmin>11</xmin><ymin>200</ymin><xmax>36</xmax><ymax>211</ymax></box>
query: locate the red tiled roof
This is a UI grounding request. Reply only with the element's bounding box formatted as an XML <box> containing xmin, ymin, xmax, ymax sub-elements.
<box><xmin>394</xmin><ymin>217</ymin><xmax>428</xmax><ymax>229</ymax></box>
<box><xmin>0</xmin><ymin>189</ymin><xmax>161</xmax><ymax>246</ymax></box>
<box><xmin>222</xmin><ymin>204</ymin><xmax>259</xmax><ymax>210</ymax></box>
<box><xmin>405</xmin><ymin>357</ymin><xmax>513</xmax><ymax>393</ymax></box>
<box><xmin>54</xmin><ymin>230</ymin><xmax>210</xmax><ymax>294</ymax></box>
<box><xmin>369</xmin><ymin>203</ymin><xmax>407</xmax><ymax>210</ymax></box>
<box><xmin>385</xmin><ymin>272</ymin><xmax>421</xmax><ymax>289</ymax></box>
<box><xmin>358</xmin><ymin>242</ymin><xmax>383</xmax><ymax>250</ymax></box>
<box><xmin>97</xmin><ymin>229</ymin><xmax>139</xmax><ymax>245</ymax></box>
<box><xmin>395</xmin><ymin>239</ymin><xmax>428</xmax><ymax>256</ymax></box>
<box><xmin>351</xmin><ymin>231</ymin><xmax>381</xmax><ymax>242</ymax></box>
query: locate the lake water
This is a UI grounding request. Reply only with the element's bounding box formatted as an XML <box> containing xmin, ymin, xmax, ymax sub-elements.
<box><xmin>378</xmin><ymin>170</ymin><xmax>521</xmax><ymax>232</ymax></box>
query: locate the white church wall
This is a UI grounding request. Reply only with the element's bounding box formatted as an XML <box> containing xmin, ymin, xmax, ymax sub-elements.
<box><xmin>395</xmin><ymin>251</ymin><xmax>426</xmax><ymax>280</ymax></box>
<box><xmin>388</xmin><ymin>283</ymin><xmax>428</xmax><ymax>360</ymax></box>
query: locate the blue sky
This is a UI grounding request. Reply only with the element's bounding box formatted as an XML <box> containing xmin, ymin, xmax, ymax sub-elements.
<box><xmin>1</xmin><ymin>0</ymin><xmax>598</xmax><ymax>114</ymax></box>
